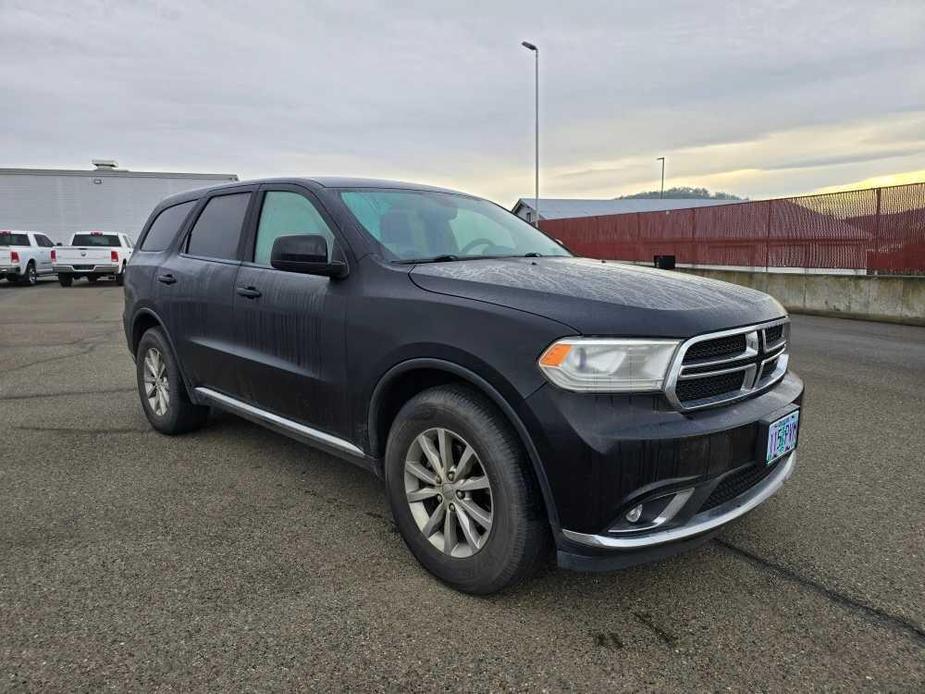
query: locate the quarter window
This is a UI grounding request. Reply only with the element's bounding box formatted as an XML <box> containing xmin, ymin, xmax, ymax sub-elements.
<box><xmin>253</xmin><ymin>191</ymin><xmax>335</xmax><ymax>265</ymax></box>
<box><xmin>139</xmin><ymin>200</ymin><xmax>196</xmax><ymax>251</ymax></box>
<box><xmin>186</xmin><ymin>193</ymin><xmax>251</xmax><ymax>260</ymax></box>
<box><xmin>140</xmin><ymin>201</ymin><xmax>196</xmax><ymax>252</ymax></box>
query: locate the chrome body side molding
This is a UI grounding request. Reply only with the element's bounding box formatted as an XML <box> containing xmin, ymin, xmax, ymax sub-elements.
<box><xmin>195</xmin><ymin>387</ymin><xmax>365</xmax><ymax>457</ymax></box>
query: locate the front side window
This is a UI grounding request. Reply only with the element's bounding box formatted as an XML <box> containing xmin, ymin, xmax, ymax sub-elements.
<box><xmin>253</xmin><ymin>191</ymin><xmax>336</xmax><ymax>265</ymax></box>
<box><xmin>36</xmin><ymin>235</ymin><xmax>54</xmax><ymax>248</ymax></box>
<box><xmin>140</xmin><ymin>200</ymin><xmax>196</xmax><ymax>252</ymax></box>
<box><xmin>339</xmin><ymin>189</ymin><xmax>568</xmax><ymax>261</ymax></box>
<box><xmin>185</xmin><ymin>193</ymin><xmax>251</xmax><ymax>260</ymax></box>
<box><xmin>71</xmin><ymin>233</ymin><xmax>121</xmax><ymax>247</ymax></box>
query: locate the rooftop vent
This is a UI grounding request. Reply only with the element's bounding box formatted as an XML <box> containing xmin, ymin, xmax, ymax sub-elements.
<box><xmin>92</xmin><ymin>159</ymin><xmax>119</xmax><ymax>170</ymax></box>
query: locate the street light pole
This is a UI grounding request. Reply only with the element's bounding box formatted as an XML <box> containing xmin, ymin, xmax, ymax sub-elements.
<box><xmin>522</xmin><ymin>41</ymin><xmax>539</xmax><ymax>226</ymax></box>
<box><xmin>656</xmin><ymin>156</ymin><xmax>666</xmax><ymax>199</ymax></box>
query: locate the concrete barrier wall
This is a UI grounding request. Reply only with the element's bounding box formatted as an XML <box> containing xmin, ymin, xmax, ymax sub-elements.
<box><xmin>679</xmin><ymin>269</ymin><xmax>925</xmax><ymax>325</ymax></box>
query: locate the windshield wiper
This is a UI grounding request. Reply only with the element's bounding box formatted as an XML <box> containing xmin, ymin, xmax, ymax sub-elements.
<box><xmin>393</xmin><ymin>254</ymin><xmax>459</xmax><ymax>265</ymax></box>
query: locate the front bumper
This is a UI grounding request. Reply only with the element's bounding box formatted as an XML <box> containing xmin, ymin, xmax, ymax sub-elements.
<box><xmin>518</xmin><ymin>371</ymin><xmax>804</xmax><ymax>568</ymax></box>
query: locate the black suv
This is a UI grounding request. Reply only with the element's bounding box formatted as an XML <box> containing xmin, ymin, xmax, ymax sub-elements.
<box><xmin>123</xmin><ymin>178</ymin><xmax>803</xmax><ymax>594</ymax></box>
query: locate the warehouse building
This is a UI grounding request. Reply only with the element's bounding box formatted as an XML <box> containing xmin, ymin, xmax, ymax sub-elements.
<box><xmin>0</xmin><ymin>161</ymin><xmax>237</xmax><ymax>243</ymax></box>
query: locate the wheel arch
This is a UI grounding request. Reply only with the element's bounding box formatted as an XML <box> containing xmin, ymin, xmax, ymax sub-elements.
<box><xmin>368</xmin><ymin>358</ymin><xmax>561</xmax><ymax>533</ymax></box>
<box><xmin>130</xmin><ymin>308</ymin><xmax>198</xmax><ymax>402</ymax></box>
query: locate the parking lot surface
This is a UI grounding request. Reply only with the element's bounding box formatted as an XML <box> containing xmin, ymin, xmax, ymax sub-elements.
<box><xmin>1</xmin><ymin>280</ymin><xmax>923</xmax><ymax>691</ymax></box>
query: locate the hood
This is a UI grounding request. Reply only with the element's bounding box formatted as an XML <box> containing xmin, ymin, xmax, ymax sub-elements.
<box><xmin>409</xmin><ymin>257</ymin><xmax>785</xmax><ymax>337</ymax></box>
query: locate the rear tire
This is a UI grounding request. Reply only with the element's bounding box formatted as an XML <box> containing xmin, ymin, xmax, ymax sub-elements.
<box><xmin>384</xmin><ymin>384</ymin><xmax>549</xmax><ymax>594</ymax></box>
<box><xmin>18</xmin><ymin>263</ymin><xmax>37</xmax><ymax>286</ymax></box>
<box><xmin>115</xmin><ymin>263</ymin><xmax>126</xmax><ymax>286</ymax></box>
<box><xmin>136</xmin><ymin>328</ymin><xmax>209</xmax><ymax>435</ymax></box>
<box><xmin>58</xmin><ymin>274</ymin><xmax>73</xmax><ymax>287</ymax></box>
<box><xmin>86</xmin><ymin>275</ymin><xmax>98</xmax><ymax>284</ymax></box>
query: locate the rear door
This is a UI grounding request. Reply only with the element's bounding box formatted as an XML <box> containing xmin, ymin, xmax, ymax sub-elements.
<box><xmin>156</xmin><ymin>187</ymin><xmax>256</xmax><ymax>394</ymax></box>
<box><xmin>231</xmin><ymin>184</ymin><xmax>350</xmax><ymax>437</ymax></box>
<box><xmin>33</xmin><ymin>234</ymin><xmax>54</xmax><ymax>273</ymax></box>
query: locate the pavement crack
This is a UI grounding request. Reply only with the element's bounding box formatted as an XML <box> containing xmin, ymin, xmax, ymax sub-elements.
<box><xmin>12</xmin><ymin>425</ymin><xmax>148</xmax><ymax>434</ymax></box>
<box><xmin>0</xmin><ymin>387</ymin><xmax>135</xmax><ymax>401</ymax></box>
<box><xmin>632</xmin><ymin>611</ymin><xmax>678</xmax><ymax>646</ymax></box>
<box><xmin>714</xmin><ymin>538</ymin><xmax>925</xmax><ymax>644</ymax></box>
<box><xmin>1</xmin><ymin>345</ymin><xmax>96</xmax><ymax>374</ymax></box>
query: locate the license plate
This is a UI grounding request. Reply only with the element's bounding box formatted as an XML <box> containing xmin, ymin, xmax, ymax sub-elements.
<box><xmin>766</xmin><ymin>410</ymin><xmax>799</xmax><ymax>464</ymax></box>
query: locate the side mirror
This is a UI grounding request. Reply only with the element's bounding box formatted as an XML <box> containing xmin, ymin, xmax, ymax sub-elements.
<box><xmin>270</xmin><ymin>234</ymin><xmax>348</xmax><ymax>278</ymax></box>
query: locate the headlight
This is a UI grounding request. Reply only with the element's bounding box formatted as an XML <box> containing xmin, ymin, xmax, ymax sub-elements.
<box><xmin>538</xmin><ymin>338</ymin><xmax>680</xmax><ymax>392</ymax></box>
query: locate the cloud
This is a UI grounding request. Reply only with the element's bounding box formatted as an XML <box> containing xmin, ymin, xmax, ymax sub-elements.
<box><xmin>1</xmin><ymin>0</ymin><xmax>924</xmax><ymax>206</ymax></box>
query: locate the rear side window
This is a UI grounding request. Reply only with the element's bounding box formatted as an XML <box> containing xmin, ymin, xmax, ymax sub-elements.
<box><xmin>185</xmin><ymin>193</ymin><xmax>251</xmax><ymax>261</ymax></box>
<box><xmin>140</xmin><ymin>201</ymin><xmax>196</xmax><ymax>252</ymax></box>
<box><xmin>0</xmin><ymin>232</ymin><xmax>29</xmax><ymax>246</ymax></box>
<box><xmin>72</xmin><ymin>233</ymin><xmax>121</xmax><ymax>247</ymax></box>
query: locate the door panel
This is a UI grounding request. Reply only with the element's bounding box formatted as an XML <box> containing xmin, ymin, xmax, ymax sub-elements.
<box><xmin>233</xmin><ymin>266</ymin><xmax>348</xmax><ymax>436</ymax></box>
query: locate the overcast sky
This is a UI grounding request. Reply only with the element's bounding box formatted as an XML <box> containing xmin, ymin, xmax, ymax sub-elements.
<box><xmin>2</xmin><ymin>0</ymin><xmax>924</xmax><ymax>205</ymax></box>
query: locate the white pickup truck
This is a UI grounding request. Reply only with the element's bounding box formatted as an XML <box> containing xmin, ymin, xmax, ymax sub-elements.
<box><xmin>0</xmin><ymin>230</ymin><xmax>57</xmax><ymax>286</ymax></box>
<box><xmin>53</xmin><ymin>232</ymin><xmax>135</xmax><ymax>286</ymax></box>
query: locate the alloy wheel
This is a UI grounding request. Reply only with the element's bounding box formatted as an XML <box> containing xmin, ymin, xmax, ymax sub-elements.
<box><xmin>404</xmin><ymin>427</ymin><xmax>494</xmax><ymax>557</ymax></box>
<box><xmin>143</xmin><ymin>347</ymin><xmax>170</xmax><ymax>416</ymax></box>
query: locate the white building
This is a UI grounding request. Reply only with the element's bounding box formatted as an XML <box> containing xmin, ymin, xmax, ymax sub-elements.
<box><xmin>0</xmin><ymin>161</ymin><xmax>237</xmax><ymax>243</ymax></box>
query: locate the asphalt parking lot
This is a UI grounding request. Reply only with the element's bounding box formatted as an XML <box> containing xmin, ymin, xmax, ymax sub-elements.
<box><xmin>1</xmin><ymin>279</ymin><xmax>923</xmax><ymax>691</ymax></box>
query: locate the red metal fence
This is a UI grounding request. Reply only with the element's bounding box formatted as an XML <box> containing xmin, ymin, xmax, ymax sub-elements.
<box><xmin>540</xmin><ymin>182</ymin><xmax>925</xmax><ymax>274</ymax></box>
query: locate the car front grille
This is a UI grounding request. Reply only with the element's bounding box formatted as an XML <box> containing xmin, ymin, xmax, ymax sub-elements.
<box><xmin>700</xmin><ymin>459</ymin><xmax>780</xmax><ymax>512</ymax></box>
<box><xmin>666</xmin><ymin>320</ymin><xmax>790</xmax><ymax>411</ymax></box>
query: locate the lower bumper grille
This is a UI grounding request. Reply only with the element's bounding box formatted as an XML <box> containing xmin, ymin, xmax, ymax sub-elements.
<box><xmin>700</xmin><ymin>460</ymin><xmax>780</xmax><ymax>512</ymax></box>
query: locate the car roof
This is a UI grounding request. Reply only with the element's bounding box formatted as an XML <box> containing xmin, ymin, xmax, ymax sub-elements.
<box><xmin>154</xmin><ymin>177</ymin><xmax>467</xmax><ymax>209</ymax></box>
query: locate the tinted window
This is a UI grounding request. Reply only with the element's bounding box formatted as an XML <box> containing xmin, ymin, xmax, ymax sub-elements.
<box><xmin>0</xmin><ymin>232</ymin><xmax>29</xmax><ymax>246</ymax></box>
<box><xmin>140</xmin><ymin>201</ymin><xmax>196</xmax><ymax>252</ymax></box>
<box><xmin>72</xmin><ymin>233</ymin><xmax>121</xmax><ymax>247</ymax></box>
<box><xmin>36</xmin><ymin>235</ymin><xmax>54</xmax><ymax>248</ymax></box>
<box><xmin>254</xmin><ymin>191</ymin><xmax>335</xmax><ymax>265</ymax></box>
<box><xmin>186</xmin><ymin>193</ymin><xmax>250</xmax><ymax>260</ymax></box>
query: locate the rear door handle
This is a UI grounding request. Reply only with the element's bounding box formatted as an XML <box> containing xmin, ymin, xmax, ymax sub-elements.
<box><xmin>157</xmin><ymin>273</ymin><xmax>176</xmax><ymax>285</ymax></box>
<box><xmin>236</xmin><ymin>286</ymin><xmax>261</xmax><ymax>299</ymax></box>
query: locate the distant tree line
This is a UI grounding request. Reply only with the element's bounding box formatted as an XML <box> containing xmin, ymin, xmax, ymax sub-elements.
<box><xmin>618</xmin><ymin>186</ymin><xmax>746</xmax><ymax>200</ymax></box>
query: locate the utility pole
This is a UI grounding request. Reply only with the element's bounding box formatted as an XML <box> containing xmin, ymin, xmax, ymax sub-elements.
<box><xmin>522</xmin><ymin>41</ymin><xmax>539</xmax><ymax>226</ymax></box>
<box><xmin>656</xmin><ymin>157</ymin><xmax>666</xmax><ymax>198</ymax></box>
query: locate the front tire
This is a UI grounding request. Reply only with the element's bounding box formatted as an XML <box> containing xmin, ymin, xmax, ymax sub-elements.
<box><xmin>58</xmin><ymin>274</ymin><xmax>73</xmax><ymax>287</ymax></box>
<box><xmin>86</xmin><ymin>275</ymin><xmax>98</xmax><ymax>284</ymax></box>
<box><xmin>136</xmin><ymin>328</ymin><xmax>209</xmax><ymax>435</ymax></box>
<box><xmin>384</xmin><ymin>384</ymin><xmax>549</xmax><ymax>594</ymax></box>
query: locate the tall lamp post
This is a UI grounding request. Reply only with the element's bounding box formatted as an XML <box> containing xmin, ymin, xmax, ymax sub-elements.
<box><xmin>656</xmin><ymin>156</ymin><xmax>666</xmax><ymax>198</ymax></box>
<box><xmin>522</xmin><ymin>41</ymin><xmax>539</xmax><ymax>226</ymax></box>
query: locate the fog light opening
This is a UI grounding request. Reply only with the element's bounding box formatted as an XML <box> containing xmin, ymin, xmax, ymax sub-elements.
<box><xmin>626</xmin><ymin>504</ymin><xmax>643</xmax><ymax>523</ymax></box>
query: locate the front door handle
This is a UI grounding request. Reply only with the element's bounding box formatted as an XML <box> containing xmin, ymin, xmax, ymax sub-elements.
<box><xmin>236</xmin><ymin>286</ymin><xmax>261</xmax><ymax>299</ymax></box>
<box><xmin>157</xmin><ymin>273</ymin><xmax>177</xmax><ymax>285</ymax></box>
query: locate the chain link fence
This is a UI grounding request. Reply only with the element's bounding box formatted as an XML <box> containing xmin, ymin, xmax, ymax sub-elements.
<box><xmin>540</xmin><ymin>182</ymin><xmax>925</xmax><ymax>274</ymax></box>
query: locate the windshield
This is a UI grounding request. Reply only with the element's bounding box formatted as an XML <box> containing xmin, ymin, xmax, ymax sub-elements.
<box><xmin>72</xmin><ymin>233</ymin><xmax>120</xmax><ymax>247</ymax></box>
<box><xmin>339</xmin><ymin>189</ymin><xmax>570</xmax><ymax>262</ymax></box>
<box><xmin>0</xmin><ymin>232</ymin><xmax>29</xmax><ymax>246</ymax></box>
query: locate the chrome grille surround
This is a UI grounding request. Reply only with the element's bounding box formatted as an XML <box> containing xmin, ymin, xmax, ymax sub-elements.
<box><xmin>664</xmin><ymin>318</ymin><xmax>790</xmax><ymax>411</ymax></box>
